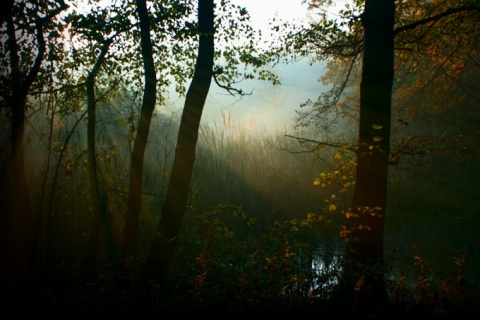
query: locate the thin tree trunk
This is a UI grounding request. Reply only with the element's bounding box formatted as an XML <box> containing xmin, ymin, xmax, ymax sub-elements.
<box><xmin>39</xmin><ymin>91</ymin><xmax>56</xmax><ymax>223</ymax></box>
<box><xmin>141</xmin><ymin>0</ymin><xmax>215</xmax><ymax>286</ymax></box>
<box><xmin>344</xmin><ymin>0</ymin><xmax>395</xmax><ymax>315</ymax></box>
<box><xmin>44</xmin><ymin>109</ymin><xmax>87</xmax><ymax>267</ymax></box>
<box><xmin>81</xmin><ymin>38</ymin><xmax>113</xmax><ymax>282</ymax></box>
<box><xmin>35</xmin><ymin>88</ymin><xmax>56</xmax><ymax>284</ymax></box>
<box><xmin>123</xmin><ymin>0</ymin><xmax>157</xmax><ymax>266</ymax></box>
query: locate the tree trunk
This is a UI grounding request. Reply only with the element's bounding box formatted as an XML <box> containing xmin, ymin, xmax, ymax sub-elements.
<box><xmin>81</xmin><ymin>38</ymin><xmax>113</xmax><ymax>283</ymax></box>
<box><xmin>141</xmin><ymin>0</ymin><xmax>215</xmax><ymax>285</ymax></box>
<box><xmin>1</xmin><ymin>1</ymin><xmax>67</xmax><ymax>298</ymax></box>
<box><xmin>123</xmin><ymin>0</ymin><xmax>157</xmax><ymax>266</ymax></box>
<box><xmin>0</xmin><ymin>13</ymin><xmax>38</xmax><ymax>292</ymax></box>
<box><xmin>343</xmin><ymin>0</ymin><xmax>395</xmax><ymax>315</ymax></box>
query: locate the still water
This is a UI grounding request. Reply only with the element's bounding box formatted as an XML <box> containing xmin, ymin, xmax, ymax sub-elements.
<box><xmin>301</xmin><ymin>212</ymin><xmax>480</xmax><ymax>300</ymax></box>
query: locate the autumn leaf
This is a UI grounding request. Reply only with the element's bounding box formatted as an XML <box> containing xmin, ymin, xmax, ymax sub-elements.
<box><xmin>346</xmin><ymin>212</ymin><xmax>360</xmax><ymax>219</ymax></box>
<box><xmin>339</xmin><ymin>226</ymin><xmax>349</xmax><ymax>239</ymax></box>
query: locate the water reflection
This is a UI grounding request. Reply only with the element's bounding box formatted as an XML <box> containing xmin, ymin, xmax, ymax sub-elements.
<box><xmin>309</xmin><ymin>253</ymin><xmax>342</xmax><ymax>298</ymax></box>
<box><xmin>290</xmin><ymin>243</ymin><xmax>343</xmax><ymax>298</ymax></box>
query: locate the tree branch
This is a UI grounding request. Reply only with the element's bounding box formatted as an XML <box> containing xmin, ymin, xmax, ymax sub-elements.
<box><xmin>279</xmin><ymin>134</ymin><xmax>357</xmax><ymax>153</ymax></box>
<box><xmin>394</xmin><ymin>5</ymin><xmax>480</xmax><ymax>35</ymax></box>
<box><xmin>212</xmin><ymin>69</ymin><xmax>253</xmax><ymax>96</ymax></box>
<box><xmin>29</xmin><ymin>81</ymin><xmax>87</xmax><ymax>95</ymax></box>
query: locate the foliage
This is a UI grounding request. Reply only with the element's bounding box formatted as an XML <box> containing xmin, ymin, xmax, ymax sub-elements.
<box><xmin>280</xmin><ymin>0</ymin><xmax>480</xmax><ymax>161</ymax></box>
<box><xmin>7</xmin><ymin>204</ymin><xmax>478</xmax><ymax>317</ymax></box>
<box><xmin>1</xmin><ymin>99</ymin><xmax>479</xmax><ymax>316</ymax></box>
<box><xmin>0</xmin><ymin>0</ymin><xmax>479</xmax><ymax>317</ymax></box>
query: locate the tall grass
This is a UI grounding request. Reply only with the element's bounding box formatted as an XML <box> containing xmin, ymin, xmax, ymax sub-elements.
<box><xmin>194</xmin><ymin>113</ymin><xmax>338</xmax><ymax>231</ymax></box>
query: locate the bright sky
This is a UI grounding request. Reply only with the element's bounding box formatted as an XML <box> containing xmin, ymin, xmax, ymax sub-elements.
<box><xmin>234</xmin><ymin>0</ymin><xmax>311</xmax><ymax>32</ymax></box>
<box><xmin>74</xmin><ymin>0</ymin><xmax>340</xmax><ymax>135</ymax></box>
<box><xmin>71</xmin><ymin>0</ymin><xmax>342</xmax><ymax>134</ymax></box>
<box><xmin>196</xmin><ymin>0</ymin><xmax>328</xmax><ymax>134</ymax></box>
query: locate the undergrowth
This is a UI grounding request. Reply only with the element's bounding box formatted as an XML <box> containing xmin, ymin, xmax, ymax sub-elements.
<box><xmin>16</xmin><ymin>203</ymin><xmax>478</xmax><ymax>318</ymax></box>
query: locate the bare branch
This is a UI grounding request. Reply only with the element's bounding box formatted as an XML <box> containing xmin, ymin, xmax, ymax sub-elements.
<box><xmin>30</xmin><ymin>81</ymin><xmax>87</xmax><ymax>95</ymax></box>
<box><xmin>94</xmin><ymin>79</ymin><xmax>122</xmax><ymax>103</ymax></box>
<box><xmin>280</xmin><ymin>134</ymin><xmax>357</xmax><ymax>153</ymax></box>
<box><xmin>394</xmin><ymin>5</ymin><xmax>480</xmax><ymax>35</ymax></box>
<box><xmin>212</xmin><ymin>71</ymin><xmax>253</xmax><ymax>97</ymax></box>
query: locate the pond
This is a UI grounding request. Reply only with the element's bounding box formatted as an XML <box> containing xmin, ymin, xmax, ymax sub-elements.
<box><xmin>301</xmin><ymin>211</ymin><xmax>480</xmax><ymax>301</ymax></box>
<box><xmin>385</xmin><ymin>212</ymin><xmax>480</xmax><ymax>292</ymax></box>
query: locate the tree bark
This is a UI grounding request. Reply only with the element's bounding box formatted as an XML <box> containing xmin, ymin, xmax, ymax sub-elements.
<box><xmin>81</xmin><ymin>38</ymin><xmax>114</xmax><ymax>283</ymax></box>
<box><xmin>123</xmin><ymin>0</ymin><xmax>157</xmax><ymax>265</ymax></box>
<box><xmin>141</xmin><ymin>0</ymin><xmax>215</xmax><ymax>285</ymax></box>
<box><xmin>0</xmin><ymin>12</ymin><xmax>41</xmax><ymax>291</ymax></box>
<box><xmin>0</xmin><ymin>1</ymin><xmax>72</xmax><ymax>293</ymax></box>
<box><xmin>0</xmin><ymin>0</ymin><xmax>14</xmax><ymax>28</ymax></box>
<box><xmin>344</xmin><ymin>0</ymin><xmax>395</xmax><ymax>315</ymax></box>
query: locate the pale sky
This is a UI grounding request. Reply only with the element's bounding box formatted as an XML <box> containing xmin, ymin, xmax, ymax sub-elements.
<box><xmin>161</xmin><ymin>0</ymin><xmax>350</xmax><ymax>135</ymax></box>
<box><xmin>78</xmin><ymin>0</ymin><xmax>340</xmax><ymax>135</ymax></box>
<box><xmin>72</xmin><ymin>0</ymin><xmax>339</xmax><ymax>134</ymax></box>
<box><xmin>234</xmin><ymin>0</ymin><xmax>311</xmax><ymax>33</ymax></box>
<box><xmin>198</xmin><ymin>0</ymin><xmax>328</xmax><ymax>134</ymax></box>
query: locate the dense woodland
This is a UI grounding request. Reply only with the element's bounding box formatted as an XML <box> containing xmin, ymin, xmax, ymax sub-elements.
<box><xmin>1</xmin><ymin>0</ymin><xmax>479</xmax><ymax>317</ymax></box>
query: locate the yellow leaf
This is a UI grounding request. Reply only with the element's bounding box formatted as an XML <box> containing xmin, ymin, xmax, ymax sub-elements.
<box><xmin>372</xmin><ymin>124</ymin><xmax>383</xmax><ymax>130</ymax></box>
<box><xmin>328</xmin><ymin>204</ymin><xmax>337</xmax><ymax>212</ymax></box>
<box><xmin>313</xmin><ymin>178</ymin><xmax>320</xmax><ymax>186</ymax></box>
<box><xmin>373</xmin><ymin>136</ymin><xmax>383</xmax><ymax>142</ymax></box>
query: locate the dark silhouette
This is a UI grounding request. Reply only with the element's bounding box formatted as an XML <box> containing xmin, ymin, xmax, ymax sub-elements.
<box><xmin>0</xmin><ymin>0</ymin><xmax>68</xmax><ymax>293</ymax></box>
<box><xmin>83</xmin><ymin>36</ymin><xmax>114</xmax><ymax>282</ymax></box>
<box><xmin>343</xmin><ymin>0</ymin><xmax>394</xmax><ymax>315</ymax></box>
<box><xmin>123</xmin><ymin>0</ymin><xmax>158</xmax><ymax>265</ymax></box>
<box><xmin>141</xmin><ymin>0</ymin><xmax>215</xmax><ymax>285</ymax></box>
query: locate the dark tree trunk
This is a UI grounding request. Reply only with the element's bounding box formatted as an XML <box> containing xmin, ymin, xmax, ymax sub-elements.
<box><xmin>81</xmin><ymin>38</ymin><xmax>113</xmax><ymax>283</ymax></box>
<box><xmin>141</xmin><ymin>0</ymin><xmax>215</xmax><ymax>285</ymax></box>
<box><xmin>0</xmin><ymin>3</ymin><xmax>68</xmax><ymax>295</ymax></box>
<box><xmin>0</xmin><ymin>0</ymin><xmax>14</xmax><ymax>27</ymax></box>
<box><xmin>343</xmin><ymin>0</ymin><xmax>395</xmax><ymax>315</ymax></box>
<box><xmin>0</xmin><ymin>13</ymin><xmax>40</xmax><ymax>291</ymax></box>
<box><xmin>123</xmin><ymin>0</ymin><xmax>158</xmax><ymax>265</ymax></box>
<box><xmin>2</xmin><ymin>96</ymin><xmax>35</xmax><ymax>284</ymax></box>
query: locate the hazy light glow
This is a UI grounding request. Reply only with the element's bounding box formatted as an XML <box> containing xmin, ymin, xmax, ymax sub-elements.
<box><xmin>200</xmin><ymin>0</ymin><xmax>328</xmax><ymax>134</ymax></box>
